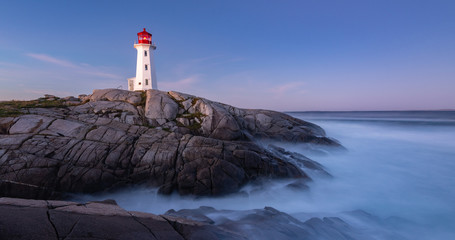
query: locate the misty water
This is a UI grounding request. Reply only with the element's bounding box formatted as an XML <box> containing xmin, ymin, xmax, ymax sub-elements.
<box><xmin>74</xmin><ymin>111</ymin><xmax>455</xmax><ymax>239</ymax></box>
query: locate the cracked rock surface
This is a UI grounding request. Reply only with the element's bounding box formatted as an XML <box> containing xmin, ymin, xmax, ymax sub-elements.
<box><xmin>1</xmin><ymin>197</ymin><xmax>406</xmax><ymax>240</ymax></box>
<box><xmin>0</xmin><ymin>88</ymin><xmax>337</xmax><ymax>198</ymax></box>
<box><xmin>0</xmin><ymin>197</ymin><xmax>199</xmax><ymax>240</ymax></box>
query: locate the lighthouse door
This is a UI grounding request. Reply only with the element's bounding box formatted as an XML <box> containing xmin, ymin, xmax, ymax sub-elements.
<box><xmin>128</xmin><ymin>79</ymin><xmax>134</xmax><ymax>91</ymax></box>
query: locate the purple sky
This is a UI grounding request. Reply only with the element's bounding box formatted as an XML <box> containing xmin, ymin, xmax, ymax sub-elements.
<box><xmin>0</xmin><ymin>0</ymin><xmax>454</xmax><ymax>111</ymax></box>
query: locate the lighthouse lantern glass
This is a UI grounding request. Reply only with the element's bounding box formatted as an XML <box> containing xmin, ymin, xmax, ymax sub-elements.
<box><xmin>138</xmin><ymin>31</ymin><xmax>152</xmax><ymax>44</ymax></box>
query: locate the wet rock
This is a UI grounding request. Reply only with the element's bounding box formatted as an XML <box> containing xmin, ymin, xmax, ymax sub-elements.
<box><xmin>162</xmin><ymin>206</ymin><xmax>369</xmax><ymax>240</ymax></box>
<box><xmin>0</xmin><ymin>198</ymin><xmax>414</xmax><ymax>240</ymax></box>
<box><xmin>286</xmin><ymin>179</ymin><xmax>310</xmax><ymax>191</ymax></box>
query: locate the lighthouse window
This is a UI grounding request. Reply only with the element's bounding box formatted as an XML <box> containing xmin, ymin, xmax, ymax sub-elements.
<box><xmin>138</xmin><ymin>82</ymin><xmax>141</xmax><ymax>85</ymax></box>
<box><xmin>145</xmin><ymin>79</ymin><xmax>149</xmax><ymax>85</ymax></box>
<box><xmin>144</xmin><ymin>50</ymin><xmax>147</xmax><ymax>56</ymax></box>
<box><xmin>145</xmin><ymin>64</ymin><xmax>148</xmax><ymax>70</ymax></box>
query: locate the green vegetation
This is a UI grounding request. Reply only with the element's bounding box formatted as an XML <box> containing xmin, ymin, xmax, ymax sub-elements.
<box><xmin>186</xmin><ymin>121</ymin><xmax>202</xmax><ymax>131</ymax></box>
<box><xmin>164</xmin><ymin>93</ymin><xmax>205</xmax><ymax>131</ymax></box>
<box><xmin>176</xmin><ymin>112</ymin><xmax>206</xmax><ymax>131</ymax></box>
<box><xmin>167</xmin><ymin>92</ymin><xmax>185</xmax><ymax>109</ymax></box>
<box><xmin>0</xmin><ymin>108</ymin><xmax>22</xmax><ymax>118</ymax></box>
<box><xmin>132</xmin><ymin>90</ymin><xmax>147</xmax><ymax>107</ymax></box>
<box><xmin>0</xmin><ymin>98</ymin><xmax>67</xmax><ymax>117</ymax></box>
<box><xmin>175</xmin><ymin>120</ymin><xmax>201</xmax><ymax>131</ymax></box>
<box><xmin>191</xmin><ymin>97</ymin><xmax>200</xmax><ymax>106</ymax></box>
<box><xmin>139</xmin><ymin>91</ymin><xmax>147</xmax><ymax>106</ymax></box>
<box><xmin>142</xmin><ymin>121</ymin><xmax>156</xmax><ymax>129</ymax></box>
<box><xmin>178</xmin><ymin>112</ymin><xmax>205</xmax><ymax>119</ymax></box>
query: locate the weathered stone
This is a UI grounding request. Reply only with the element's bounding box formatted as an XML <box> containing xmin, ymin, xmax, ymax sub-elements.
<box><xmin>161</xmin><ymin>91</ymin><xmax>339</xmax><ymax>145</ymax></box>
<box><xmin>46</xmin><ymin>119</ymin><xmax>87</xmax><ymax>138</ymax></box>
<box><xmin>163</xmin><ymin>206</ymin><xmax>397</xmax><ymax>240</ymax></box>
<box><xmin>176</xmin><ymin>117</ymin><xmax>190</xmax><ymax>127</ymax></box>
<box><xmin>255</xmin><ymin>113</ymin><xmax>273</xmax><ymax>129</ymax></box>
<box><xmin>144</xmin><ymin>89</ymin><xmax>179</xmax><ymax>126</ymax></box>
<box><xmin>64</xmin><ymin>100</ymin><xmax>81</xmax><ymax>106</ymax></box>
<box><xmin>8</xmin><ymin>115</ymin><xmax>53</xmax><ymax>134</ymax></box>
<box><xmin>0</xmin><ymin>197</ymin><xmax>412</xmax><ymax>240</ymax></box>
<box><xmin>90</xmin><ymin>88</ymin><xmax>142</xmax><ymax>105</ymax></box>
<box><xmin>44</xmin><ymin>94</ymin><xmax>57</xmax><ymax>99</ymax></box>
<box><xmin>0</xmin><ymin>117</ymin><xmax>14</xmax><ymax>134</ymax></box>
<box><xmin>0</xmin><ymin>197</ymin><xmax>185</xmax><ymax>240</ymax></box>
<box><xmin>182</xmin><ymin>99</ymin><xmax>193</xmax><ymax>111</ymax></box>
<box><xmin>0</xmin><ymin>88</ymin><xmax>339</xmax><ymax>199</ymax></box>
<box><xmin>78</xmin><ymin>94</ymin><xmax>90</xmax><ymax>102</ymax></box>
<box><xmin>62</xmin><ymin>96</ymin><xmax>79</xmax><ymax>101</ymax></box>
<box><xmin>0</xmin><ymin>134</ymin><xmax>33</xmax><ymax>149</ymax></box>
<box><xmin>168</xmin><ymin>91</ymin><xmax>193</xmax><ymax>102</ymax></box>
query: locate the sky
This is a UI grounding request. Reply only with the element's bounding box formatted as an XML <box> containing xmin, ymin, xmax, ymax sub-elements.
<box><xmin>0</xmin><ymin>0</ymin><xmax>454</xmax><ymax>111</ymax></box>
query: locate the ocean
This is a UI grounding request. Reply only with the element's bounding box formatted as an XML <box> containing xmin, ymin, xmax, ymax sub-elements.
<box><xmin>288</xmin><ymin>111</ymin><xmax>455</xmax><ymax>238</ymax></box>
<box><xmin>74</xmin><ymin>111</ymin><xmax>455</xmax><ymax>239</ymax></box>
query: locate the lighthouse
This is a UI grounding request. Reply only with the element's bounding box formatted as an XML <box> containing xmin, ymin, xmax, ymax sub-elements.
<box><xmin>128</xmin><ymin>28</ymin><xmax>157</xmax><ymax>91</ymax></box>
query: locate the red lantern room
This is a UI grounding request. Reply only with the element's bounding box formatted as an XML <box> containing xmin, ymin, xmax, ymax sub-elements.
<box><xmin>137</xmin><ymin>28</ymin><xmax>152</xmax><ymax>44</ymax></box>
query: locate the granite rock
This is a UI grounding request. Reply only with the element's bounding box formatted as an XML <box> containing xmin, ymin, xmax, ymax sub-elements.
<box><xmin>0</xmin><ymin>88</ymin><xmax>337</xmax><ymax>199</ymax></box>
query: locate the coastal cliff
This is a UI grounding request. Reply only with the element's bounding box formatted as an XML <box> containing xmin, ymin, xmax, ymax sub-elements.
<box><xmin>0</xmin><ymin>89</ymin><xmax>337</xmax><ymax>199</ymax></box>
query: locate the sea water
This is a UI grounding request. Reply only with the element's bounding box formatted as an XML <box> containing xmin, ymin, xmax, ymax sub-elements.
<box><xmin>288</xmin><ymin>111</ymin><xmax>455</xmax><ymax>238</ymax></box>
<box><xmin>74</xmin><ymin>111</ymin><xmax>455</xmax><ymax>239</ymax></box>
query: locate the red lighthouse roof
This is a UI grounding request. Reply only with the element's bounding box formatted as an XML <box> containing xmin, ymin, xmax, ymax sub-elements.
<box><xmin>137</xmin><ymin>28</ymin><xmax>152</xmax><ymax>44</ymax></box>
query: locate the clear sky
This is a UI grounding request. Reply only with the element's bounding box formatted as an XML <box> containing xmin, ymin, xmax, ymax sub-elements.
<box><xmin>1</xmin><ymin>0</ymin><xmax>454</xmax><ymax>111</ymax></box>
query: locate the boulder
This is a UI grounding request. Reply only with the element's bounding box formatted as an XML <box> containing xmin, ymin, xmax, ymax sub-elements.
<box><xmin>144</xmin><ymin>90</ymin><xmax>179</xmax><ymax>126</ymax></box>
<box><xmin>90</xmin><ymin>88</ymin><xmax>143</xmax><ymax>105</ymax></box>
<box><xmin>62</xmin><ymin>96</ymin><xmax>79</xmax><ymax>101</ymax></box>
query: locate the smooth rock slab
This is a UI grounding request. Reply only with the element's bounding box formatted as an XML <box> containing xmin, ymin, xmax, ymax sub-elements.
<box><xmin>144</xmin><ymin>90</ymin><xmax>179</xmax><ymax>125</ymax></box>
<box><xmin>0</xmin><ymin>197</ymin><xmax>185</xmax><ymax>240</ymax></box>
<box><xmin>90</xmin><ymin>88</ymin><xmax>142</xmax><ymax>105</ymax></box>
<box><xmin>8</xmin><ymin>115</ymin><xmax>53</xmax><ymax>134</ymax></box>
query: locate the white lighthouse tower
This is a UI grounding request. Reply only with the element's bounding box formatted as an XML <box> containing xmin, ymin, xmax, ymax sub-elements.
<box><xmin>128</xmin><ymin>28</ymin><xmax>157</xmax><ymax>91</ymax></box>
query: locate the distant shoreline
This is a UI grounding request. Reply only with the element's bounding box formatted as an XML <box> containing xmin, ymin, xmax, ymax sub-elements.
<box><xmin>287</xmin><ymin>110</ymin><xmax>455</xmax><ymax>113</ymax></box>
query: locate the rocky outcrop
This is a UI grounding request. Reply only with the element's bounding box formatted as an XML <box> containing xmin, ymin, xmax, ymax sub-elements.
<box><xmin>0</xmin><ymin>88</ymin><xmax>336</xmax><ymax>199</ymax></box>
<box><xmin>90</xmin><ymin>88</ymin><xmax>143</xmax><ymax>105</ymax></box>
<box><xmin>165</xmin><ymin>206</ymin><xmax>352</xmax><ymax>240</ymax></box>
<box><xmin>151</xmin><ymin>90</ymin><xmax>338</xmax><ymax>144</ymax></box>
<box><xmin>0</xmin><ymin>197</ymin><xmax>412</xmax><ymax>240</ymax></box>
<box><xmin>164</xmin><ymin>206</ymin><xmax>415</xmax><ymax>240</ymax></box>
<box><xmin>0</xmin><ymin>197</ymin><xmax>239</xmax><ymax>240</ymax></box>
